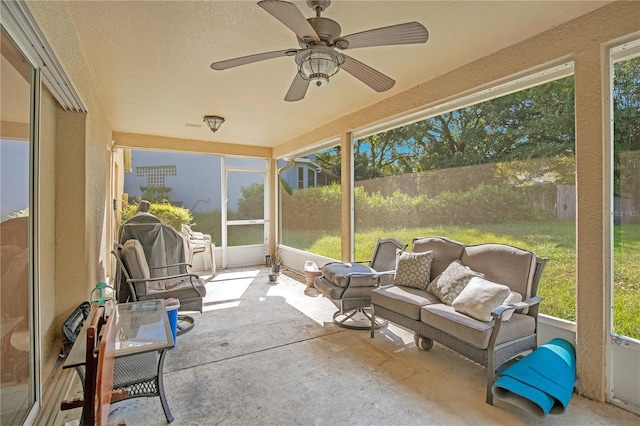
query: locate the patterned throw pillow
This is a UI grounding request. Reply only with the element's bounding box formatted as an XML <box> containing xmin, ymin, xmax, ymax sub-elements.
<box><xmin>393</xmin><ymin>249</ymin><xmax>433</xmax><ymax>290</ymax></box>
<box><xmin>427</xmin><ymin>260</ymin><xmax>484</xmax><ymax>305</ymax></box>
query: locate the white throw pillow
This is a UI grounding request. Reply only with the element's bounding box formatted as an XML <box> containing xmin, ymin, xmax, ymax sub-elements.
<box><xmin>500</xmin><ymin>291</ymin><xmax>523</xmax><ymax>321</ymax></box>
<box><xmin>452</xmin><ymin>276</ymin><xmax>510</xmax><ymax>322</ymax></box>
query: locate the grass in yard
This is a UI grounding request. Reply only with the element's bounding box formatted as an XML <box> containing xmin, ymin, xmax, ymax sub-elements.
<box><xmin>283</xmin><ymin>221</ymin><xmax>640</xmax><ymax>340</ymax></box>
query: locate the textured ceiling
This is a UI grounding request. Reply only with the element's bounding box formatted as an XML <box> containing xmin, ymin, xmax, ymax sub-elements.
<box><xmin>61</xmin><ymin>0</ymin><xmax>612</xmax><ymax>148</ymax></box>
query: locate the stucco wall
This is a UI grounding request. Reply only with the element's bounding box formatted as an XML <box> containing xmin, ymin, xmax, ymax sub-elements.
<box><xmin>25</xmin><ymin>0</ymin><xmax>113</xmax><ymax>355</ymax></box>
<box><xmin>39</xmin><ymin>88</ymin><xmax>58</xmax><ymax>361</ymax></box>
<box><xmin>54</xmin><ymin>110</ymin><xmax>87</xmax><ymax>316</ymax></box>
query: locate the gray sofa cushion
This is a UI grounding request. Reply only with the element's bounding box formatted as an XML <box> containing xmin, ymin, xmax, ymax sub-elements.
<box><xmin>461</xmin><ymin>243</ymin><xmax>536</xmax><ymax>301</ymax></box>
<box><xmin>372</xmin><ymin>285</ymin><xmax>440</xmax><ymax>320</ymax></box>
<box><xmin>412</xmin><ymin>237</ymin><xmax>465</xmax><ymax>280</ymax></box>
<box><xmin>420</xmin><ymin>304</ymin><xmax>536</xmax><ymax>349</ymax></box>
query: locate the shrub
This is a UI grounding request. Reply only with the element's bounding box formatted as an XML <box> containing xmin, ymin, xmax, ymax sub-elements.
<box><xmin>413</xmin><ymin>183</ymin><xmax>538</xmax><ymax>226</ymax></box>
<box><xmin>281</xmin><ymin>183</ymin><xmax>341</xmax><ymax>231</ymax></box>
<box><xmin>121</xmin><ymin>201</ymin><xmax>193</xmax><ymax>231</ymax></box>
<box><xmin>282</xmin><ymin>182</ymin><xmax>546</xmax><ymax>233</ymax></box>
<box><xmin>192</xmin><ymin>210</ymin><xmax>222</xmax><ymax>244</ymax></box>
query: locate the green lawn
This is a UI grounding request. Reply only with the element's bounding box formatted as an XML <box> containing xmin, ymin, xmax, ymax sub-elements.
<box><xmin>284</xmin><ymin>221</ymin><xmax>640</xmax><ymax>339</ymax></box>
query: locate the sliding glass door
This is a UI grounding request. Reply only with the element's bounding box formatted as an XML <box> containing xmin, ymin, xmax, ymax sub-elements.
<box><xmin>1</xmin><ymin>28</ymin><xmax>36</xmax><ymax>425</ymax></box>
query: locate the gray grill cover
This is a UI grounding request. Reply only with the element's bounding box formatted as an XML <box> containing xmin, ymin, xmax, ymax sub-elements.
<box><xmin>117</xmin><ymin>212</ymin><xmax>189</xmax><ymax>302</ymax></box>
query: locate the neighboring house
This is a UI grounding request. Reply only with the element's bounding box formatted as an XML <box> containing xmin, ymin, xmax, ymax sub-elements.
<box><xmin>125</xmin><ymin>150</ymin><xmax>265</xmax><ymax>213</ymax></box>
<box><xmin>124</xmin><ymin>150</ymin><xmax>221</xmax><ymax>212</ymax></box>
<box><xmin>280</xmin><ymin>157</ymin><xmax>339</xmax><ymax>190</ymax></box>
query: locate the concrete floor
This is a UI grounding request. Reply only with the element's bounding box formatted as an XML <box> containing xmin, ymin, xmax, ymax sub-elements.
<box><xmin>55</xmin><ymin>267</ymin><xmax>638</xmax><ymax>425</ymax></box>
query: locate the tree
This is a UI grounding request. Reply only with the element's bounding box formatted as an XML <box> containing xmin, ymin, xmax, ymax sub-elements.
<box><xmin>613</xmin><ymin>56</ymin><xmax>640</xmax><ymax>198</ymax></box>
<box><xmin>315</xmin><ymin>146</ymin><xmax>342</xmax><ymax>178</ymax></box>
<box><xmin>316</xmin><ymin>77</ymin><xmax>577</xmax><ymax>182</ymax></box>
<box><xmin>236</xmin><ymin>183</ymin><xmax>264</xmax><ymax>219</ymax></box>
<box><xmin>138</xmin><ymin>185</ymin><xmax>172</xmax><ymax>203</ymax></box>
<box><xmin>411</xmin><ymin>77</ymin><xmax>575</xmax><ymax>174</ymax></box>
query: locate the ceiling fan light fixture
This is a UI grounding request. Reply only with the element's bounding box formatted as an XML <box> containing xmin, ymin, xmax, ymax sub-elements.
<box><xmin>297</xmin><ymin>49</ymin><xmax>343</xmax><ymax>87</ymax></box>
<box><xmin>203</xmin><ymin>115</ymin><xmax>225</xmax><ymax>133</ymax></box>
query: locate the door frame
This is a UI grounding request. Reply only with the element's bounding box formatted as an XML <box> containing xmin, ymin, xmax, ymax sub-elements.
<box><xmin>606</xmin><ymin>38</ymin><xmax>640</xmax><ymax>415</ymax></box>
<box><xmin>221</xmin><ymin>159</ymin><xmax>270</xmax><ymax>268</ymax></box>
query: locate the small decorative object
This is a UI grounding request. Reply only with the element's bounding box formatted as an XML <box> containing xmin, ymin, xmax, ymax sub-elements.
<box><xmin>90</xmin><ymin>282</ymin><xmax>114</xmax><ymax>306</ymax></box>
<box><xmin>265</xmin><ymin>255</ymin><xmax>275</xmax><ymax>267</ymax></box>
<box><xmin>304</xmin><ymin>261</ymin><xmax>322</xmax><ymax>288</ymax></box>
<box><xmin>268</xmin><ymin>273</ymin><xmax>278</xmax><ymax>284</ymax></box>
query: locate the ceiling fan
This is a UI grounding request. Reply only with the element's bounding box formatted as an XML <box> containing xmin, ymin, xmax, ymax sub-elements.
<box><xmin>210</xmin><ymin>0</ymin><xmax>429</xmax><ymax>102</ymax></box>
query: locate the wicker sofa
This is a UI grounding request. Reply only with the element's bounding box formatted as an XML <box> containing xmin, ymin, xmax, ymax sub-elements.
<box><xmin>370</xmin><ymin>236</ymin><xmax>547</xmax><ymax>404</ymax></box>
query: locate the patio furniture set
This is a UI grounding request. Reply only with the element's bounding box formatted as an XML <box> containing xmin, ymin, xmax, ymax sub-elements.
<box><xmin>314</xmin><ymin>235</ymin><xmax>547</xmax><ymax>405</ymax></box>
<box><xmin>63</xmin><ymin>201</ymin><xmax>546</xmax><ymax>422</ymax></box>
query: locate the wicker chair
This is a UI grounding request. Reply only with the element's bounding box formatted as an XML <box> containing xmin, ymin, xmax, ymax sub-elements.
<box><xmin>315</xmin><ymin>237</ymin><xmax>406</xmax><ymax>330</ymax></box>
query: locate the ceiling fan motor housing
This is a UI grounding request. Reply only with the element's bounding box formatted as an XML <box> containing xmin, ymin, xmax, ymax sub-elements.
<box><xmin>301</xmin><ymin>17</ymin><xmax>341</xmax><ymax>47</ymax></box>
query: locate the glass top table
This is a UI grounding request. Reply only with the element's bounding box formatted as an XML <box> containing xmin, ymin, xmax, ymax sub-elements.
<box><xmin>63</xmin><ymin>299</ymin><xmax>175</xmax><ymax>370</ymax></box>
<box><xmin>62</xmin><ymin>299</ymin><xmax>176</xmax><ymax>422</ymax></box>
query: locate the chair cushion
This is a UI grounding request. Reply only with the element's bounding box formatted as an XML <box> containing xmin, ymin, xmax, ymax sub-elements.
<box><xmin>321</xmin><ymin>262</ymin><xmax>378</xmax><ymax>288</ymax></box>
<box><xmin>394</xmin><ymin>249</ymin><xmax>433</xmax><ymax>290</ymax></box>
<box><xmin>315</xmin><ymin>276</ymin><xmax>377</xmax><ymax>300</ymax></box>
<box><xmin>122</xmin><ymin>240</ymin><xmax>150</xmax><ymax>296</ymax></box>
<box><xmin>314</xmin><ymin>276</ymin><xmax>345</xmax><ymax>300</ymax></box>
<box><xmin>420</xmin><ymin>304</ymin><xmax>536</xmax><ymax>349</ymax></box>
<box><xmin>372</xmin><ymin>285</ymin><xmax>440</xmax><ymax>320</ymax></box>
<box><xmin>452</xmin><ymin>276</ymin><xmax>510</xmax><ymax>322</ymax></box>
<box><xmin>122</xmin><ymin>240</ymin><xmax>150</xmax><ymax>279</ymax></box>
<box><xmin>138</xmin><ymin>287</ymin><xmax>203</xmax><ymax>304</ymax></box>
<box><xmin>144</xmin><ymin>277</ymin><xmax>206</xmax><ymax>298</ymax></box>
<box><xmin>427</xmin><ymin>260</ymin><xmax>484</xmax><ymax>305</ymax></box>
<box><xmin>167</xmin><ymin>277</ymin><xmax>206</xmax><ymax>296</ymax></box>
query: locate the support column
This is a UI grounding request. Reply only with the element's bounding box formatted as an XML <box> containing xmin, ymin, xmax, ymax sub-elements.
<box><xmin>340</xmin><ymin>132</ymin><xmax>353</xmax><ymax>262</ymax></box>
<box><xmin>574</xmin><ymin>44</ymin><xmax>607</xmax><ymax>402</ymax></box>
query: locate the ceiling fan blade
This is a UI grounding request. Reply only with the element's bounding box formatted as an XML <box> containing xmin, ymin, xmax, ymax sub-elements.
<box><xmin>338</xmin><ymin>22</ymin><xmax>429</xmax><ymax>50</ymax></box>
<box><xmin>211</xmin><ymin>49</ymin><xmax>297</xmax><ymax>70</ymax></box>
<box><xmin>258</xmin><ymin>0</ymin><xmax>320</xmax><ymax>42</ymax></box>
<box><xmin>284</xmin><ymin>73</ymin><xmax>310</xmax><ymax>102</ymax></box>
<box><xmin>340</xmin><ymin>54</ymin><xmax>395</xmax><ymax>93</ymax></box>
